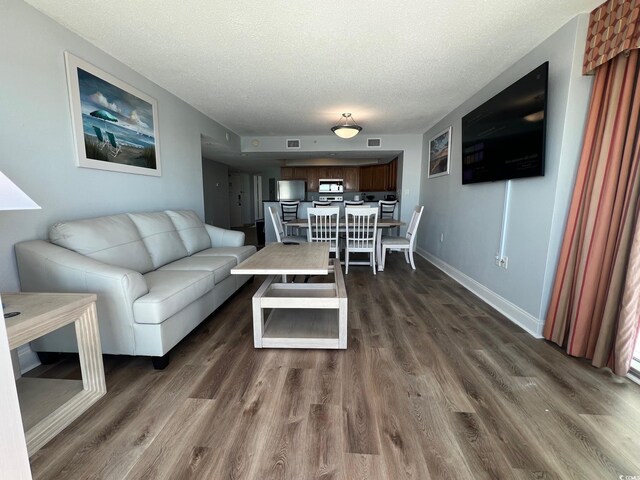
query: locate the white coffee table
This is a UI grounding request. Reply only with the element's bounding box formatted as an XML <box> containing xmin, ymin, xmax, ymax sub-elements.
<box><xmin>231</xmin><ymin>243</ymin><xmax>347</xmax><ymax>349</ymax></box>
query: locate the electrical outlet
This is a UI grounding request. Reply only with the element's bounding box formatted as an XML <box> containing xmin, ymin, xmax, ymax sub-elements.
<box><xmin>495</xmin><ymin>255</ymin><xmax>508</xmax><ymax>268</ymax></box>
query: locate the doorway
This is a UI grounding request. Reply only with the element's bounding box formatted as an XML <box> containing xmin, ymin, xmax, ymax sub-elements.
<box><xmin>228</xmin><ymin>173</ymin><xmax>245</xmax><ymax>228</ymax></box>
<box><xmin>253</xmin><ymin>175</ymin><xmax>263</xmax><ymax>220</ymax></box>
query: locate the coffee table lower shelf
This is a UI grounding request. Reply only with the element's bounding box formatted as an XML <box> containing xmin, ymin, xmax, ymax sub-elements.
<box><xmin>252</xmin><ymin>259</ymin><xmax>347</xmax><ymax>349</ymax></box>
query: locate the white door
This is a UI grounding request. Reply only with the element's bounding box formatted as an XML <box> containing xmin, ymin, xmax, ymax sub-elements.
<box><xmin>228</xmin><ymin>173</ymin><xmax>244</xmax><ymax>227</ymax></box>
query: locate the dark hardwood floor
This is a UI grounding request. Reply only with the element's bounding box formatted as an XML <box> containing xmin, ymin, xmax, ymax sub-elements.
<box><xmin>27</xmin><ymin>254</ymin><xmax>640</xmax><ymax>479</ymax></box>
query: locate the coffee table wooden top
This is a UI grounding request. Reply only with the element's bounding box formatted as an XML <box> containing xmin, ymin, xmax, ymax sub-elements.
<box><xmin>231</xmin><ymin>242</ymin><xmax>330</xmax><ymax>275</ymax></box>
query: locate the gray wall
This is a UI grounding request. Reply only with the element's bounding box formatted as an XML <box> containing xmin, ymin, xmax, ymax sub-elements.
<box><xmin>0</xmin><ymin>0</ymin><xmax>240</xmax><ymax>291</ymax></box>
<box><xmin>417</xmin><ymin>15</ymin><xmax>593</xmax><ymax>334</ymax></box>
<box><xmin>202</xmin><ymin>159</ymin><xmax>230</xmax><ymax>228</ymax></box>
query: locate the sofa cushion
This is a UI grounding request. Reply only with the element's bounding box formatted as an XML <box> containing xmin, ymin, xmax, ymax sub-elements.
<box><xmin>49</xmin><ymin>214</ymin><xmax>154</xmax><ymax>273</ymax></box>
<box><xmin>193</xmin><ymin>246</ymin><xmax>257</xmax><ymax>266</ymax></box>
<box><xmin>133</xmin><ymin>270</ymin><xmax>214</xmax><ymax>325</ymax></box>
<box><xmin>127</xmin><ymin>212</ymin><xmax>188</xmax><ymax>269</ymax></box>
<box><xmin>165</xmin><ymin>210</ymin><xmax>211</xmax><ymax>255</ymax></box>
<box><xmin>159</xmin><ymin>256</ymin><xmax>236</xmax><ymax>284</ymax></box>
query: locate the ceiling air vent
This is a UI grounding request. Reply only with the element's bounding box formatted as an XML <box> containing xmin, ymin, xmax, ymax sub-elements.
<box><xmin>286</xmin><ymin>139</ymin><xmax>301</xmax><ymax>149</ymax></box>
<box><xmin>367</xmin><ymin>138</ymin><xmax>382</xmax><ymax>148</ymax></box>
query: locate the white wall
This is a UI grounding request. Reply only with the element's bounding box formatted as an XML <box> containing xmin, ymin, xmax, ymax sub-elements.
<box><xmin>0</xmin><ymin>0</ymin><xmax>240</xmax><ymax>292</ymax></box>
<box><xmin>202</xmin><ymin>159</ymin><xmax>230</xmax><ymax>228</ymax></box>
<box><xmin>241</xmin><ymin>134</ymin><xmax>423</xmax><ymax>231</ymax></box>
<box><xmin>417</xmin><ymin>15</ymin><xmax>592</xmax><ymax>335</ymax></box>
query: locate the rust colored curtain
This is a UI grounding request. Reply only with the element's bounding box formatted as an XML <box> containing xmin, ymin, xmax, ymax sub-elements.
<box><xmin>544</xmin><ymin>49</ymin><xmax>640</xmax><ymax>375</ymax></box>
<box><xmin>583</xmin><ymin>0</ymin><xmax>640</xmax><ymax>75</ymax></box>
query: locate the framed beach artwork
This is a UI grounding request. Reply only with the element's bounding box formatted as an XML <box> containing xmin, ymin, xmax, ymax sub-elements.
<box><xmin>64</xmin><ymin>52</ymin><xmax>161</xmax><ymax>176</ymax></box>
<box><xmin>428</xmin><ymin>126</ymin><xmax>451</xmax><ymax>178</ymax></box>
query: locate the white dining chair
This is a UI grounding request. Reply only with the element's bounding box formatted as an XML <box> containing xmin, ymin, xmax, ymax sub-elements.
<box><xmin>380</xmin><ymin>205</ymin><xmax>423</xmax><ymax>270</ymax></box>
<box><xmin>307</xmin><ymin>207</ymin><xmax>340</xmax><ymax>261</ymax></box>
<box><xmin>345</xmin><ymin>207</ymin><xmax>378</xmax><ymax>275</ymax></box>
<box><xmin>268</xmin><ymin>206</ymin><xmax>307</xmax><ymax>243</ymax></box>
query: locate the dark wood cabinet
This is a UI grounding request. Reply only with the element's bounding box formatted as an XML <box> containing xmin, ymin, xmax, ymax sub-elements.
<box><xmin>343</xmin><ymin>167</ymin><xmax>359</xmax><ymax>191</ymax></box>
<box><xmin>359</xmin><ymin>164</ymin><xmax>389</xmax><ymax>191</ymax></box>
<box><xmin>280</xmin><ymin>159</ymin><xmax>397</xmax><ymax>192</ymax></box>
<box><xmin>386</xmin><ymin>158</ymin><xmax>398</xmax><ymax>191</ymax></box>
<box><xmin>306</xmin><ymin>170</ymin><xmax>318</xmax><ymax>192</ymax></box>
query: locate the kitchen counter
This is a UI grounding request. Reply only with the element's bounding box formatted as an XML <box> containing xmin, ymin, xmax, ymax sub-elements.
<box><xmin>262</xmin><ymin>200</ymin><xmax>399</xmax><ymax>244</ymax></box>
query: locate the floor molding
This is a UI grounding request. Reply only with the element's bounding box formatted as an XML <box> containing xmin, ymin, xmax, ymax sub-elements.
<box><xmin>416</xmin><ymin>248</ymin><xmax>544</xmax><ymax>338</ymax></box>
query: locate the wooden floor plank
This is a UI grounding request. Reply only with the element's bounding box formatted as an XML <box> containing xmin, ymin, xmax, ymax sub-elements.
<box><xmin>26</xmin><ymin>255</ymin><xmax>640</xmax><ymax>480</ymax></box>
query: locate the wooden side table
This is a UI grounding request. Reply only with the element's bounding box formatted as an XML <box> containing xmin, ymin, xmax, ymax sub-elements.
<box><xmin>3</xmin><ymin>293</ymin><xmax>106</xmax><ymax>455</ymax></box>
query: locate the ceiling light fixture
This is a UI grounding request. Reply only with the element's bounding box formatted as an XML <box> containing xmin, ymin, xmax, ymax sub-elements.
<box><xmin>331</xmin><ymin>113</ymin><xmax>362</xmax><ymax>139</ymax></box>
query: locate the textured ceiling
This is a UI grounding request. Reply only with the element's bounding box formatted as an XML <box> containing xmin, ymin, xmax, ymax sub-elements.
<box><xmin>25</xmin><ymin>0</ymin><xmax>600</xmax><ymax>137</ymax></box>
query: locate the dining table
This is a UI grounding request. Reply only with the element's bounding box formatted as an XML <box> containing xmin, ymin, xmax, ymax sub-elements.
<box><xmin>283</xmin><ymin>217</ymin><xmax>405</xmax><ymax>271</ymax></box>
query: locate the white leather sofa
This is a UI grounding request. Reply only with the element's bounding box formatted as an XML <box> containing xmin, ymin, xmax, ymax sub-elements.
<box><xmin>15</xmin><ymin>210</ymin><xmax>256</xmax><ymax>368</ymax></box>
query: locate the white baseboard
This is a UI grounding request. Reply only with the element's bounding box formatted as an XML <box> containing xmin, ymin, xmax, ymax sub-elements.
<box><xmin>17</xmin><ymin>344</ymin><xmax>41</xmax><ymax>374</ymax></box>
<box><xmin>416</xmin><ymin>248</ymin><xmax>544</xmax><ymax>338</ymax></box>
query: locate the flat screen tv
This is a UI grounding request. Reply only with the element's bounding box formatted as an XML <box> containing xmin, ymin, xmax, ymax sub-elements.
<box><xmin>461</xmin><ymin>62</ymin><xmax>548</xmax><ymax>184</ymax></box>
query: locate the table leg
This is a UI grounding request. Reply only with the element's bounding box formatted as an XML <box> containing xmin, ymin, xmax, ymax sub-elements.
<box><xmin>377</xmin><ymin>228</ymin><xmax>383</xmax><ymax>271</ymax></box>
<box><xmin>252</xmin><ymin>295</ymin><xmax>263</xmax><ymax>348</ymax></box>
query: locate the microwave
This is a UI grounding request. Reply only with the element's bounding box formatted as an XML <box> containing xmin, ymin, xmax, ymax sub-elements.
<box><xmin>318</xmin><ymin>179</ymin><xmax>344</xmax><ymax>193</ymax></box>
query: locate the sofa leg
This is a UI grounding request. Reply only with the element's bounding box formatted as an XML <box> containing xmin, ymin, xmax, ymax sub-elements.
<box><xmin>36</xmin><ymin>351</ymin><xmax>61</xmax><ymax>365</ymax></box>
<box><xmin>151</xmin><ymin>353</ymin><xmax>170</xmax><ymax>370</ymax></box>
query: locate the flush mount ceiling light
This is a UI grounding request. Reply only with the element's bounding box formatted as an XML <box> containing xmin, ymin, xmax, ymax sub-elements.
<box><xmin>331</xmin><ymin>113</ymin><xmax>362</xmax><ymax>139</ymax></box>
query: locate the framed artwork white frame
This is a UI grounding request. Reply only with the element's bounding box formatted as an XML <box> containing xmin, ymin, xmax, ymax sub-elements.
<box><xmin>428</xmin><ymin>126</ymin><xmax>452</xmax><ymax>178</ymax></box>
<box><xmin>64</xmin><ymin>51</ymin><xmax>162</xmax><ymax>176</ymax></box>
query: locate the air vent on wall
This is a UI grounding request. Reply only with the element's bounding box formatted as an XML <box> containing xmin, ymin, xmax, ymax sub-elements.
<box><xmin>367</xmin><ymin>138</ymin><xmax>382</xmax><ymax>148</ymax></box>
<box><xmin>286</xmin><ymin>139</ymin><xmax>301</xmax><ymax>149</ymax></box>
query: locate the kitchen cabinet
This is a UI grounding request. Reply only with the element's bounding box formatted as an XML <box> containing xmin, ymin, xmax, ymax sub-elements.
<box><xmin>280</xmin><ymin>159</ymin><xmax>397</xmax><ymax>192</ymax></box>
<box><xmin>359</xmin><ymin>164</ymin><xmax>388</xmax><ymax>191</ymax></box>
<box><xmin>343</xmin><ymin>167</ymin><xmax>359</xmax><ymax>191</ymax></box>
<box><xmin>386</xmin><ymin>158</ymin><xmax>398</xmax><ymax>191</ymax></box>
<box><xmin>305</xmin><ymin>170</ymin><xmax>318</xmax><ymax>192</ymax></box>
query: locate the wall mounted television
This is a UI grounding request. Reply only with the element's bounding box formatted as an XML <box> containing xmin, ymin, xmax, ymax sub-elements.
<box><xmin>461</xmin><ymin>62</ymin><xmax>548</xmax><ymax>184</ymax></box>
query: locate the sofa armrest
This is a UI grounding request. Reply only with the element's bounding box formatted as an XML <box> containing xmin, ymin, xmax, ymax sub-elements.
<box><xmin>205</xmin><ymin>224</ymin><xmax>245</xmax><ymax>247</ymax></box>
<box><xmin>15</xmin><ymin>240</ymin><xmax>148</xmax><ymax>354</ymax></box>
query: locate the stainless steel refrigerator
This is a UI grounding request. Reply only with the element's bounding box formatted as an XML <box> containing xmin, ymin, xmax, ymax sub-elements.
<box><xmin>277</xmin><ymin>180</ymin><xmax>306</xmax><ymax>201</ymax></box>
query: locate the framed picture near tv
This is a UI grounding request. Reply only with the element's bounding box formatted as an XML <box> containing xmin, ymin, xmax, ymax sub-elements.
<box><xmin>64</xmin><ymin>52</ymin><xmax>162</xmax><ymax>176</ymax></box>
<box><xmin>462</xmin><ymin>62</ymin><xmax>548</xmax><ymax>185</ymax></box>
<box><xmin>428</xmin><ymin>126</ymin><xmax>452</xmax><ymax>178</ymax></box>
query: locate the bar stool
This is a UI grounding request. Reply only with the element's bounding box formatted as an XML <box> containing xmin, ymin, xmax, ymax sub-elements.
<box><xmin>378</xmin><ymin>199</ymin><xmax>399</xmax><ymax>236</ymax></box>
<box><xmin>280</xmin><ymin>201</ymin><xmax>300</xmax><ymax>236</ymax></box>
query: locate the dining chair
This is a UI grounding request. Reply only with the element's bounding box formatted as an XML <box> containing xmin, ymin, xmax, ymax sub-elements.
<box><xmin>345</xmin><ymin>207</ymin><xmax>378</xmax><ymax>275</ymax></box>
<box><xmin>307</xmin><ymin>207</ymin><xmax>340</xmax><ymax>261</ymax></box>
<box><xmin>280</xmin><ymin>200</ymin><xmax>300</xmax><ymax>236</ymax></box>
<box><xmin>268</xmin><ymin>206</ymin><xmax>307</xmax><ymax>243</ymax></box>
<box><xmin>380</xmin><ymin>206</ymin><xmax>424</xmax><ymax>270</ymax></box>
<box><xmin>312</xmin><ymin>200</ymin><xmax>332</xmax><ymax>207</ymax></box>
<box><xmin>344</xmin><ymin>200</ymin><xmax>364</xmax><ymax>207</ymax></box>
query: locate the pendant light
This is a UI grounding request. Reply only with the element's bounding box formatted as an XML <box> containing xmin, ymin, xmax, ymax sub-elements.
<box><xmin>331</xmin><ymin>113</ymin><xmax>362</xmax><ymax>139</ymax></box>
